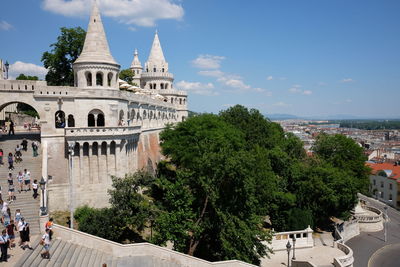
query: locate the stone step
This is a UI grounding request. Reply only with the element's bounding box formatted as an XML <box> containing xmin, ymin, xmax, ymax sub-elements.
<box><xmin>60</xmin><ymin>243</ymin><xmax>78</xmax><ymax>267</ymax></box>
<box><xmin>53</xmin><ymin>241</ymin><xmax>71</xmax><ymax>266</ymax></box>
<box><xmin>46</xmin><ymin>238</ymin><xmax>66</xmax><ymax>266</ymax></box>
<box><xmin>66</xmin><ymin>244</ymin><xmax>83</xmax><ymax>267</ymax></box>
<box><xmin>80</xmin><ymin>246</ymin><xmax>93</xmax><ymax>267</ymax></box>
<box><xmin>38</xmin><ymin>239</ymin><xmax>63</xmax><ymax>267</ymax></box>
<box><xmin>74</xmin><ymin>246</ymin><xmax>88</xmax><ymax>267</ymax></box>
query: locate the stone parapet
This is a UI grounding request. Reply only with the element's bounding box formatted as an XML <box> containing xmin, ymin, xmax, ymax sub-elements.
<box><xmin>65</xmin><ymin>126</ymin><xmax>141</xmax><ymax>140</ymax></box>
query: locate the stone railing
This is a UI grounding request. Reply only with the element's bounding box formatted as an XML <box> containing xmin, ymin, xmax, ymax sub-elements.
<box><xmin>356</xmin><ymin>205</ymin><xmax>383</xmax><ymax>223</ymax></box>
<box><xmin>333</xmin><ymin>225</ymin><xmax>355</xmax><ymax>267</ymax></box>
<box><xmin>53</xmin><ymin>224</ymin><xmax>255</xmax><ymax>267</ymax></box>
<box><xmin>266</xmin><ymin>227</ymin><xmax>314</xmax><ymax>251</ymax></box>
<box><xmin>292</xmin><ymin>260</ymin><xmax>318</xmax><ymax>267</ymax></box>
<box><xmin>141</xmin><ymin>72</ymin><xmax>174</xmax><ymax>79</ymax></box>
<box><xmin>65</xmin><ymin>126</ymin><xmax>141</xmax><ymax>139</ymax></box>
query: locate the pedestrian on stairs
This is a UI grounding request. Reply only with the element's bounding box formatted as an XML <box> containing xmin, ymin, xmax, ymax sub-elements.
<box><xmin>32</xmin><ymin>141</ymin><xmax>39</xmax><ymax>157</ymax></box>
<box><xmin>0</xmin><ymin>149</ymin><xmax>4</xmax><ymax>166</ymax></box>
<box><xmin>32</xmin><ymin>179</ymin><xmax>38</xmax><ymax>199</ymax></box>
<box><xmin>7</xmin><ymin>173</ymin><xmax>15</xmax><ymax>202</ymax></box>
<box><xmin>23</xmin><ymin>169</ymin><xmax>31</xmax><ymax>191</ymax></box>
<box><xmin>40</xmin><ymin>228</ymin><xmax>51</xmax><ymax>259</ymax></box>
<box><xmin>8</xmin><ymin>153</ymin><xmax>14</xmax><ymax>171</ymax></box>
<box><xmin>6</xmin><ymin>219</ymin><xmax>16</xmax><ymax>249</ymax></box>
<box><xmin>0</xmin><ymin>229</ymin><xmax>9</xmax><ymax>262</ymax></box>
<box><xmin>17</xmin><ymin>171</ymin><xmax>24</xmax><ymax>193</ymax></box>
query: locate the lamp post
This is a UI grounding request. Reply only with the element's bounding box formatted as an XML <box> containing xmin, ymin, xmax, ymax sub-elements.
<box><xmin>4</xmin><ymin>61</ymin><xmax>9</xmax><ymax>80</ymax></box>
<box><xmin>292</xmin><ymin>235</ymin><xmax>296</xmax><ymax>260</ymax></box>
<box><xmin>39</xmin><ymin>177</ymin><xmax>47</xmax><ymax>215</ymax></box>
<box><xmin>384</xmin><ymin>205</ymin><xmax>388</xmax><ymax>242</ymax></box>
<box><xmin>286</xmin><ymin>240</ymin><xmax>292</xmax><ymax>267</ymax></box>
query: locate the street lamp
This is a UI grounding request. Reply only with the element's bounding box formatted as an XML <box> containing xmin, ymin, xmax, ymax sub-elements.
<box><xmin>286</xmin><ymin>240</ymin><xmax>292</xmax><ymax>267</ymax></box>
<box><xmin>384</xmin><ymin>206</ymin><xmax>388</xmax><ymax>242</ymax></box>
<box><xmin>68</xmin><ymin>142</ymin><xmax>75</xmax><ymax>229</ymax></box>
<box><xmin>39</xmin><ymin>177</ymin><xmax>47</xmax><ymax>215</ymax></box>
<box><xmin>4</xmin><ymin>61</ymin><xmax>9</xmax><ymax>79</ymax></box>
<box><xmin>292</xmin><ymin>235</ymin><xmax>296</xmax><ymax>260</ymax></box>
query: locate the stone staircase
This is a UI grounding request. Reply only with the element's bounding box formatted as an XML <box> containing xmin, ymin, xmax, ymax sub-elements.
<box><xmin>16</xmin><ymin>237</ymin><xmax>118</xmax><ymax>267</ymax></box>
<box><xmin>0</xmin><ymin>133</ymin><xmax>41</xmax><ymax>236</ymax></box>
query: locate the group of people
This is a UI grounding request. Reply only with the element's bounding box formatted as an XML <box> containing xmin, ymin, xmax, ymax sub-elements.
<box><xmin>3</xmin><ymin>169</ymin><xmax>37</xmax><ymax>203</ymax></box>
<box><xmin>0</xmin><ymin>139</ymin><xmax>40</xmax><ymax>171</ymax></box>
<box><xmin>1</xmin><ymin>120</ymin><xmax>15</xmax><ymax>136</ymax></box>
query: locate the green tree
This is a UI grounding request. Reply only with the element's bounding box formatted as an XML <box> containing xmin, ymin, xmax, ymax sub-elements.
<box><xmin>41</xmin><ymin>27</ymin><xmax>86</xmax><ymax>86</ymax></box>
<box><xmin>119</xmin><ymin>68</ymin><xmax>134</xmax><ymax>85</ymax></box>
<box><xmin>153</xmin><ymin>114</ymin><xmax>274</xmax><ymax>264</ymax></box>
<box><xmin>16</xmin><ymin>74</ymin><xmax>38</xmax><ymax>80</ymax></box>
<box><xmin>312</xmin><ymin>133</ymin><xmax>370</xmax><ymax>194</ymax></box>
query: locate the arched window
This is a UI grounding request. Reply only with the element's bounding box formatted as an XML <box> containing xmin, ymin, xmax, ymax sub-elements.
<box><xmin>83</xmin><ymin>142</ymin><xmax>89</xmax><ymax>156</ymax></box>
<box><xmin>86</xmin><ymin>72</ymin><xmax>92</xmax><ymax>86</ymax></box>
<box><xmin>153</xmin><ymin>83</ymin><xmax>157</xmax><ymax>89</ymax></box>
<box><xmin>171</xmin><ymin>98</ymin><xmax>174</xmax><ymax>104</ymax></box>
<box><xmin>67</xmin><ymin>114</ymin><xmax>75</xmax><ymax>127</ymax></box>
<box><xmin>92</xmin><ymin>142</ymin><xmax>98</xmax><ymax>156</ymax></box>
<box><xmin>131</xmin><ymin>110</ymin><xmax>136</xmax><ymax>120</ymax></box>
<box><xmin>165</xmin><ymin>84</ymin><xmax>168</xmax><ymax>89</ymax></box>
<box><xmin>97</xmin><ymin>113</ymin><xmax>105</xmax><ymax>127</ymax></box>
<box><xmin>153</xmin><ymin>67</ymin><xmax>156</xmax><ymax>72</ymax></box>
<box><xmin>74</xmin><ymin>143</ymin><xmax>80</xmax><ymax>156</ymax></box>
<box><xmin>161</xmin><ymin>83</ymin><xmax>164</xmax><ymax>89</ymax></box>
<box><xmin>162</xmin><ymin>68</ymin><xmax>165</xmax><ymax>73</ymax></box>
<box><xmin>179</xmin><ymin>98</ymin><xmax>182</xmax><ymax>105</ymax></box>
<box><xmin>88</xmin><ymin>114</ymin><xmax>95</xmax><ymax>127</ymax></box>
<box><xmin>101</xmin><ymin>142</ymin><xmax>107</xmax><ymax>155</ymax></box>
<box><xmin>183</xmin><ymin>99</ymin><xmax>186</xmax><ymax>105</ymax></box>
<box><xmin>143</xmin><ymin>110</ymin><xmax>147</xmax><ymax>119</ymax></box>
<box><xmin>107</xmin><ymin>72</ymin><xmax>113</xmax><ymax>87</ymax></box>
<box><xmin>149</xmin><ymin>111</ymin><xmax>153</xmax><ymax>120</ymax></box>
<box><xmin>150</xmin><ymin>84</ymin><xmax>153</xmax><ymax>89</ymax></box>
<box><xmin>55</xmin><ymin>110</ymin><xmax>66</xmax><ymax>128</ymax></box>
<box><xmin>96</xmin><ymin>72</ymin><xmax>103</xmax><ymax>86</ymax></box>
<box><xmin>110</xmin><ymin>141</ymin><xmax>116</xmax><ymax>155</ymax></box>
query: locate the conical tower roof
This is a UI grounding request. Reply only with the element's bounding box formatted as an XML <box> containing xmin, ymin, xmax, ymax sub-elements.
<box><xmin>75</xmin><ymin>1</ymin><xmax>118</xmax><ymax>65</ymax></box>
<box><xmin>130</xmin><ymin>49</ymin><xmax>142</xmax><ymax>68</ymax></box>
<box><xmin>147</xmin><ymin>31</ymin><xmax>166</xmax><ymax>64</ymax></box>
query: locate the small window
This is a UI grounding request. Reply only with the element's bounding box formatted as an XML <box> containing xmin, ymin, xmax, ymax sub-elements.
<box><xmin>107</xmin><ymin>72</ymin><xmax>113</xmax><ymax>87</ymax></box>
<box><xmin>86</xmin><ymin>72</ymin><xmax>92</xmax><ymax>86</ymax></box>
<box><xmin>153</xmin><ymin>67</ymin><xmax>156</xmax><ymax>72</ymax></box>
<box><xmin>161</xmin><ymin>83</ymin><xmax>164</xmax><ymax>89</ymax></box>
<box><xmin>389</xmin><ymin>194</ymin><xmax>393</xmax><ymax>201</ymax></box>
<box><xmin>153</xmin><ymin>83</ymin><xmax>157</xmax><ymax>89</ymax></box>
<box><xmin>162</xmin><ymin>68</ymin><xmax>165</xmax><ymax>72</ymax></box>
<box><xmin>373</xmin><ymin>179</ymin><xmax>376</xmax><ymax>186</ymax></box>
<box><xmin>165</xmin><ymin>84</ymin><xmax>168</xmax><ymax>89</ymax></box>
<box><xmin>96</xmin><ymin>72</ymin><xmax>103</xmax><ymax>86</ymax></box>
<box><xmin>381</xmin><ymin>181</ymin><xmax>384</xmax><ymax>188</ymax></box>
<box><xmin>150</xmin><ymin>84</ymin><xmax>153</xmax><ymax>89</ymax></box>
<box><xmin>390</xmin><ymin>183</ymin><xmax>393</xmax><ymax>190</ymax></box>
<box><xmin>67</xmin><ymin>114</ymin><xmax>75</xmax><ymax>127</ymax></box>
<box><xmin>55</xmin><ymin>110</ymin><xmax>66</xmax><ymax>128</ymax></box>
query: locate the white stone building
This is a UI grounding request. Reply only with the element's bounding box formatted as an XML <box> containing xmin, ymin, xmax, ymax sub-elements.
<box><xmin>0</xmin><ymin>1</ymin><xmax>188</xmax><ymax>211</ymax></box>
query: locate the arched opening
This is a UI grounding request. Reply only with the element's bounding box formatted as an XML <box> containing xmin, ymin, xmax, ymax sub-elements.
<box><xmin>160</xmin><ymin>83</ymin><xmax>164</xmax><ymax>89</ymax></box>
<box><xmin>86</xmin><ymin>72</ymin><xmax>92</xmax><ymax>86</ymax></box>
<box><xmin>119</xmin><ymin>110</ymin><xmax>124</xmax><ymax>126</ymax></box>
<box><xmin>107</xmin><ymin>72</ymin><xmax>113</xmax><ymax>87</ymax></box>
<box><xmin>88</xmin><ymin>114</ymin><xmax>95</xmax><ymax>127</ymax></box>
<box><xmin>67</xmin><ymin>114</ymin><xmax>75</xmax><ymax>127</ymax></box>
<box><xmin>153</xmin><ymin>67</ymin><xmax>156</xmax><ymax>72</ymax></box>
<box><xmin>153</xmin><ymin>83</ymin><xmax>157</xmax><ymax>89</ymax></box>
<box><xmin>74</xmin><ymin>143</ymin><xmax>80</xmax><ymax>156</ymax></box>
<box><xmin>131</xmin><ymin>109</ymin><xmax>136</xmax><ymax>121</ymax></box>
<box><xmin>55</xmin><ymin>110</ymin><xmax>66</xmax><ymax>128</ymax></box>
<box><xmin>110</xmin><ymin>141</ymin><xmax>116</xmax><ymax>155</ymax></box>
<box><xmin>162</xmin><ymin>68</ymin><xmax>165</xmax><ymax>73</ymax></box>
<box><xmin>83</xmin><ymin>142</ymin><xmax>89</xmax><ymax>156</ymax></box>
<box><xmin>92</xmin><ymin>142</ymin><xmax>98</xmax><ymax>156</ymax></box>
<box><xmin>183</xmin><ymin>99</ymin><xmax>186</xmax><ymax>105</ymax></box>
<box><xmin>179</xmin><ymin>98</ymin><xmax>182</xmax><ymax>105</ymax></box>
<box><xmin>165</xmin><ymin>84</ymin><xmax>168</xmax><ymax>89</ymax></box>
<box><xmin>149</xmin><ymin>110</ymin><xmax>153</xmax><ymax>120</ymax></box>
<box><xmin>101</xmin><ymin>142</ymin><xmax>107</xmax><ymax>155</ymax></box>
<box><xmin>150</xmin><ymin>84</ymin><xmax>153</xmax><ymax>89</ymax></box>
<box><xmin>97</xmin><ymin>114</ymin><xmax>105</xmax><ymax>127</ymax></box>
<box><xmin>96</xmin><ymin>72</ymin><xmax>103</xmax><ymax>86</ymax></box>
<box><xmin>143</xmin><ymin>110</ymin><xmax>147</xmax><ymax>119</ymax></box>
<box><xmin>171</xmin><ymin>98</ymin><xmax>174</xmax><ymax>104</ymax></box>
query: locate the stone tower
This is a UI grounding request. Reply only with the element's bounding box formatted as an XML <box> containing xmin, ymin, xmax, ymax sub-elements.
<box><xmin>130</xmin><ymin>49</ymin><xmax>142</xmax><ymax>86</ymax></box>
<box><xmin>73</xmin><ymin>1</ymin><xmax>120</xmax><ymax>89</ymax></box>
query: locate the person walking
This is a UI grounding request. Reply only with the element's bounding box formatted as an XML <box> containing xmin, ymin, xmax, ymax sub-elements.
<box><xmin>17</xmin><ymin>171</ymin><xmax>24</xmax><ymax>193</ymax></box>
<box><xmin>15</xmin><ymin>145</ymin><xmax>22</xmax><ymax>163</ymax></box>
<box><xmin>18</xmin><ymin>218</ymin><xmax>32</xmax><ymax>249</ymax></box>
<box><xmin>8</xmin><ymin>120</ymin><xmax>15</xmax><ymax>136</ymax></box>
<box><xmin>7</xmin><ymin>153</ymin><xmax>14</xmax><ymax>171</ymax></box>
<box><xmin>45</xmin><ymin>218</ymin><xmax>54</xmax><ymax>241</ymax></box>
<box><xmin>21</xmin><ymin>139</ymin><xmax>28</xmax><ymax>151</ymax></box>
<box><xmin>8</xmin><ymin>177</ymin><xmax>15</xmax><ymax>202</ymax></box>
<box><xmin>32</xmin><ymin>141</ymin><xmax>39</xmax><ymax>157</ymax></box>
<box><xmin>23</xmin><ymin>169</ymin><xmax>31</xmax><ymax>191</ymax></box>
<box><xmin>0</xmin><ymin>229</ymin><xmax>9</xmax><ymax>262</ymax></box>
<box><xmin>32</xmin><ymin>180</ymin><xmax>38</xmax><ymax>199</ymax></box>
<box><xmin>6</xmin><ymin>219</ymin><xmax>16</xmax><ymax>249</ymax></box>
<box><xmin>40</xmin><ymin>228</ymin><xmax>51</xmax><ymax>259</ymax></box>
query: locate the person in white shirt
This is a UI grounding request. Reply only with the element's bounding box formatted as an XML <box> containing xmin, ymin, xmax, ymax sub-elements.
<box><xmin>41</xmin><ymin>228</ymin><xmax>51</xmax><ymax>259</ymax></box>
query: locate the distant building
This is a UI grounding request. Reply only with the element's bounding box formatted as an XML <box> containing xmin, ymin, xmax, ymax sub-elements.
<box><xmin>367</xmin><ymin>162</ymin><xmax>400</xmax><ymax>208</ymax></box>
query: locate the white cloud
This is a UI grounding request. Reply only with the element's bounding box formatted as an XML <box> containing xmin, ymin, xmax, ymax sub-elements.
<box><xmin>42</xmin><ymin>0</ymin><xmax>184</xmax><ymax>27</ymax></box>
<box><xmin>345</xmin><ymin>99</ymin><xmax>352</xmax><ymax>103</ymax></box>
<box><xmin>273</xmin><ymin>101</ymin><xmax>291</xmax><ymax>107</ymax></box>
<box><xmin>288</xmin><ymin>85</ymin><xmax>311</xmax><ymax>95</ymax></box>
<box><xmin>127</xmin><ymin>26</ymin><xmax>137</xmax><ymax>32</ymax></box>
<box><xmin>191</xmin><ymin>55</ymin><xmax>225</xmax><ymax>69</ymax></box>
<box><xmin>176</xmin><ymin>80</ymin><xmax>217</xmax><ymax>96</ymax></box>
<box><xmin>198</xmin><ymin>70</ymin><xmax>225</xmax><ymax>78</ymax></box>
<box><xmin>341</xmin><ymin>78</ymin><xmax>354</xmax><ymax>83</ymax></box>
<box><xmin>267</xmin><ymin>76</ymin><xmax>273</xmax><ymax>81</ymax></box>
<box><xmin>9</xmin><ymin>61</ymin><xmax>48</xmax><ymax>79</ymax></box>
<box><xmin>0</xmin><ymin>21</ymin><xmax>13</xmax><ymax>31</ymax></box>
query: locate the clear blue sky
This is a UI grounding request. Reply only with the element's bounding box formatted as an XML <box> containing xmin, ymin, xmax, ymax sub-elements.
<box><xmin>1</xmin><ymin>0</ymin><xmax>400</xmax><ymax>118</ymax></box>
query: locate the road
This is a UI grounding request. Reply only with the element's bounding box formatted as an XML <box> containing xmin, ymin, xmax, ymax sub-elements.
<box><xmin>346</xmin><ymin>194</ymin><xmax>400</xmax><ymax>267</ymax></box>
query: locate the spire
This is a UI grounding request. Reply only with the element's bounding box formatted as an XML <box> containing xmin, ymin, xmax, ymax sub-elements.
<box><xmin>74</xmin><ymin>0</ymin><xmax>118</xmax><ymax>65</ymax></box>
<box><xmin>147</xmin><ymin>31</ymin><xmax>166</xmax><ymax>64</ymax></box>
<box><xmin>130</xmin><ymin>49</ymin><xmax>142</xmax><ymax>69</ymax></box>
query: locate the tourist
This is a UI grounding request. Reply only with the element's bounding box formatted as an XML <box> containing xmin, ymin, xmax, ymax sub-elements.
<box><xmin>21</xmin><ymin>139</ymin><xmax>28</xmax><ymax>151</ymax></box>
<box><xmin>0</xmin><ymin>149</ymin><xmax>3</xmax><ymax>165</ymax></box>
<box><xmin>8</xmin><ymin>153</ymin><xmax>14</xmax><ymax>171</ymax></box>
<box><xmin>32</xmin><ymin>141</ymin><xmax>38</xmax><ymax>157</ymax></box>
<box><xmin>2</xmin><ymin>203</ymin><xmax>10</xmax><ymax>227</ymax></box>
<box><xmin>8</xmin><ymin>120</ymin><xmax>15</xmax><ymax>136</ymax></box>
<box><xmin>45</xmin><ymin>218</ymin><xmax>54</xmax><ymax>240</ymax></box>
<box><xmin>14</xmin><ymin>209</ymin><xmax>21</xmax><ymax>238</ymax></box>
<box><xmin>0</xmin><ymin>229</ymin><xmax>9</xmax><ymax>262</ymax></box>
<box><xmin>19</xmin><ymin>218</ymin><xmax>32</xmax><ymax>250</ymax></box>
<box><xmin>40</xmin><ymin>228</ymin><xmax>51</xmax><ymax>259</ymax></box>
<box><xmin>24</xmin><ymin>169</ymin><xmax>31</xmax><ymax>191</ymax></box>
<box><xmin>17</xmin><ymin>171</ymin><xmax>24</xmax><ymax>193</ymax></box>
<box><xmin>6</xmin><ymin>219</ymin><xmax>16</xmax><ymax>249</ymax></box>
<box><xmin>7</xmin><ymin>173</ymin><xmax>15</xmax><ymax>202</ymax></box>
<box><xmin>32</xmin><ymin>180</ymin><xmax>38</xmax><ymax>199</ymax></box>
<box><xmin>15</xmin><ymin>145</ymin><xmax>22</xmax><ymax>163</ymax></box>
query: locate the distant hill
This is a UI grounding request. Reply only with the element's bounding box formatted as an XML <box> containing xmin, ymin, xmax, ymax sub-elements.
<box><xmin>265</xmin><ymin>114</ymin><xmax>299</xmax><ymax>120</ymax></box>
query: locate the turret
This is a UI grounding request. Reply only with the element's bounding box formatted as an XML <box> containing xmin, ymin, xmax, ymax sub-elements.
<box><xmin>130</xmin><ymin>49</ymin><xmax>142</xmax><ymax>86</ymax></box>
<box><xmin>73</xmin><ymin>0</ymin><xmax>120</xmax><ymax>89</ymax></box>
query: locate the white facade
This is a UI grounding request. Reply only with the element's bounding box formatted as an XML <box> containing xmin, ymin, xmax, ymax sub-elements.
<box><xmin>0</xmin><ymin>1</ymin><xmax>188</xmax><ymax>211</ymax></box>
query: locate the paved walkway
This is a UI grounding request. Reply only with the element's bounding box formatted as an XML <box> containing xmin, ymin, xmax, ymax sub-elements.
<box><xmin>0</xmin><ymin>133</ymin><xmax>41</xmax><ymax>266</ymax></box>
<box><xmin>261</xmin><ymin>232</ymin><xmax>344</xmax><ymax>266</ymax></box>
